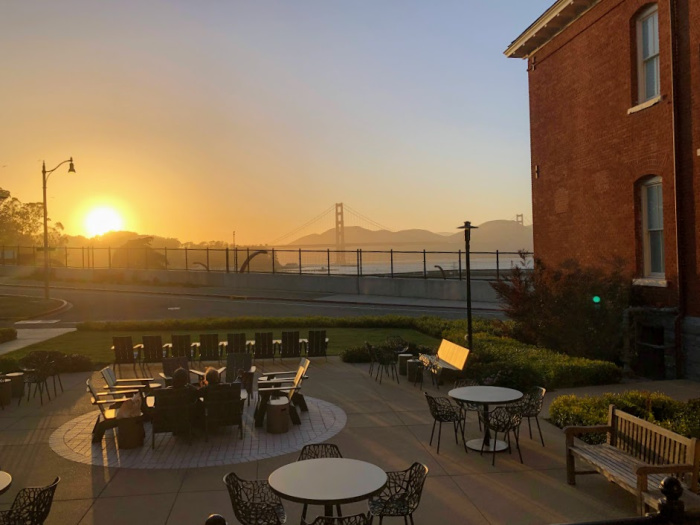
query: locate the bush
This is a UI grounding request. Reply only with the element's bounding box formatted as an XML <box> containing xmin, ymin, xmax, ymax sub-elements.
<box><xmin>0</xmin><ymin>328</ymin><xmax>17</xmax><ymax>344</ymax></box>
<box><xmin>0</xmin><ymin>357</ymin><xmax>19</xmax><ymax>373</ymax></box>
<box><xmin>340</xmin><ymin>336</ymin><xmax>433</xmax><ymax>363</ymax></box>
<box><xmin>17</xmin><ymin>350</ymin><xmax>94</xmax><ymax>373</ymax></box>
<box><xmin>491</xmin><ymin>255</ymin><xmax>631</xmax><ymax>362</ymax></box>
<box><xmin>548</xmin><ymin>390</ymin><xmax>694</xmax><ymax>444</ymax></box>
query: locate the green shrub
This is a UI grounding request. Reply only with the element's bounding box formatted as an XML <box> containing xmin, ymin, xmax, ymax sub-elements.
<box><xmin>491</xmin><ymin>256</ymin><xmax>631</xmax><ymax>362</ymax></box>
<box><xmin>0</xmin><ymin>357</ymin><xmax>19</xmax><ymax>373</ymax></box>
<box><xmin>549</xmin><ymin>391</ymin><xmax>693</xmax><ymax>444</ymax></box>
<box><xmin>0</xmin><ymin>328</ymin><xmax>17</xmax><ymax>344</ymax></box>
<box><xmin>17</xmin><ymin>350</ymin><xmax>95</xmax><ymax>373</ymax></box>
<box><xmin>340</xmin><ymin>345</ymin><xmax>371</xmax><ymax>363</ymax></box>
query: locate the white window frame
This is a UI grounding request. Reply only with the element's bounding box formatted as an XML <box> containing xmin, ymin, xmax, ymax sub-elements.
<box><xmin>642</xmin><ymin>176</ymin><xmax>664</xmax><ymax>278</ymax></box>
<box><xmin>637</xmin><ymin>5</ymin><xmax>660</xmax><ymax>103</ymax></box>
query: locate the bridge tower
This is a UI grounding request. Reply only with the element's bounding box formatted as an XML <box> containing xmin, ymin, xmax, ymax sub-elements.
<box><xmin>335</xmin><ymin>203</ymin><xmax>346</xmax><ymax>264</ymax></box>
<box><xmin>515</xmin><ymin>213</ymin><xmax>524</xmax><ymax>226</ymax></box>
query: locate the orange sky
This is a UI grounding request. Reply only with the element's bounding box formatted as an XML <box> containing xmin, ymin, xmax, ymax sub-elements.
<box><xmin>1</xmin><ymin>1</ymin><xmax>550</xmax><ymax>245</ymax></box>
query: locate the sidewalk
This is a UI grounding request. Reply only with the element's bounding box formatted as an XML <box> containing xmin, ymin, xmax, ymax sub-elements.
<box><xmin>0</xmin><ymin>328</ymin><xmax>76</xmax><ymax>357</ymax></box>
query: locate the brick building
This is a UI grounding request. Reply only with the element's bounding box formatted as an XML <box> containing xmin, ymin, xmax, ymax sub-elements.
<box><xmin>505</xmin><ymin>0</ymin><xmax>700</xmax><ymax>379</ymax></box>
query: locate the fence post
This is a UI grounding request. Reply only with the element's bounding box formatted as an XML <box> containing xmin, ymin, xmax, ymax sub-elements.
<box><xmin>145</xmin><ymin>246</ymin><xmax>149</xmax><ymax>269</ymax></box>
<box><xmin>165</xmin><ymin>247</ymin><xmax>168</xmax><ymax>270</ymax></box>
<box><xmin>272</xmin><ymin>248</ymin><xmax>275</xmax><ymax>274</ymax></box>
<box><xmin>185</xmin><ymin>247</ymin><xmax>188</xmax><ymax>271</ymax></box>
<box><xmin>33</xmin><ymin>246</ymin><xmax>36</xmax><ymax>267</ymax></box>
<box><xmin>327</xmin><ymin>249</ymin><xmax>330</xmax><ymax>276</ymax></box>
<box><xmin>390</xmin><ymin>249</ymin><xmax>394</xmax><ymax>278</ymax></box>
<box><xmin>108</xmin><ymin>247</ymin><xmax>111</xmax><ymax>269</ymax></box>
<box><xmin>206</xmin><ymin>247</ymin><xmax>210</xmax><ymax>272</ymax></box>
<box><xmin>81</xmin><ymin>247</ymin><xmax>85</xmax><ymax>269</ymax></box>
<box><xmin>298</xmin><ymin>248</ymin><xmax>302</xmax><ymax>275</ymax></box>
<box><xmin>247</xmin><ymin>248</ymin><xmax>250</xmax><ymax>273</ymax></box>
<box><xmin>65</xmin><ymin>247</ymin><xmax>68</xmax><ymax>268</ymax></box>
<box><xmin>458</xmin><ymin>250</ymin><xmax>462</xmax><ymax>280</ymax></box>
<box><xmin>423</xmin><ymin>249</ymin><xmax>427</xmax><ymax>279</ymax></box>
<box><xmin>234</xmin><ymin>247</ymin><xmax>238</xmax><ymax>273</ymax></box>
<box><xmin>496</xmin><ymin>250</ymin><xmax>500</xmax><ymax>280</ymax></box>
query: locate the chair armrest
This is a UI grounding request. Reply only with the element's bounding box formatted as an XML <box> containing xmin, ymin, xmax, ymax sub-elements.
<box><xmin>95</xmin><ymin>389</ymin><xmax>141</xmax><ymax>396</ymax></box>
<box><xmin>114</xmin><ymin>377</ymin><xmax>155</xmax><ymax>384</ymax></box>
<box><xmin>258</xmin><ymin>385</ymin><xmax>300</xmax><ymax>393</ymax></box>
<box><xmin>163</xmin><ymin>343</ymin><xmax>172</xmax><ymax>349</ymax></box>
<box><xmin>91</xmin><ymin>397</ymin><xmax>131</xmax><ymax>405</ymax></box>
<box><xmin>192</xmin><ymin>342</ymin><xmax>201</xmax><ymax>348</ymax></box>
<box><xmin>134</xmin><ymin>344</ymin><xmax>144</xmax><ymax>349</ymax></box>
<box><xmin>259</xmin><ymin>371</ymin><xmax>296</xmax><ymax>378</ymax></box>
<box><xmin>158</xmin><ymin>373</ymin><xmax>170</xmax><ymax>381</ymax></box>
<box><xmin>190</xmin><ymin>369</ymin><xmax>205</xmax><ymax>378</ymax></box>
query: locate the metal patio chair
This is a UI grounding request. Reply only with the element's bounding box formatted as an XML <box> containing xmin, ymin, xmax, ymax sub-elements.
<box><xmin>223</xmin><ymin>472</ymin><xmax>286</xmax><ymax>525</ymax></box>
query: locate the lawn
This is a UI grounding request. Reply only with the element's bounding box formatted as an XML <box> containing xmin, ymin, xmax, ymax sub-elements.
<box><xmin>3</xmin><ymin>327</ymin><xmax>440</xmax><ymax>365</ymax></box>
<box><xmin>0</xmin><ymin>295</ymin><xmax>63</xmax><ymax>320</ymax></box>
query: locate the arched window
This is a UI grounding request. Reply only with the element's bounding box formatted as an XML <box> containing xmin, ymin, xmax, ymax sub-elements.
<box><xmin>636</xmin><ymin>4</ymin><xmax>660</xmax><ymax>103</ymax></box>
<box><xmin>641</xmin><ymin>176</ymin><xmax>664</xmax><ymax>277</ymax></box>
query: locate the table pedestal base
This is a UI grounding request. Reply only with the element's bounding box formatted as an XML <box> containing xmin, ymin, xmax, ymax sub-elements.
<box><xmin>466</xmin><ymin>438</ymin><xmax>508</xmax><ymax>452</ymax></box>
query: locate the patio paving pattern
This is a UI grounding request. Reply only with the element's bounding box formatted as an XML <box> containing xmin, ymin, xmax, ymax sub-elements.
<box><xmin>50</xmin><ymin>396</ymin><xmax>346</xmax><ymax>469</ymax></box>
<box><xmin>0</xmin><ymin>354</ymin><xmax>698</xmax><ymax>524</ymax></box>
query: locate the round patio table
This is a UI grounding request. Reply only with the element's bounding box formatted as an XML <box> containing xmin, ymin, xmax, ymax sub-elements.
<box><xmin>269</xmin><ymin>458</ymin><xmax>387</xmax><ymax>522</ymax></box>
<box><xmin>448</xmin><ymin>386</ymin><xmax>522</xmax><ymax>452</ymax></box>
<box><xmin>0</xmin><ymin>471</ymin><xmax>12</xmax><ymax>495</ymax></box>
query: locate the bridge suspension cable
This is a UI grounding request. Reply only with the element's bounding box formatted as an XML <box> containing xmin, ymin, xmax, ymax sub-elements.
<box><xmin>268</xmin><ymin>204</ymin><xmax>335</xmax><ymax>245</ymax></box>
<box><xmin>343</xmin><ymin>204</ymin><xmax>392</xmax><ymax>231</ymax></box>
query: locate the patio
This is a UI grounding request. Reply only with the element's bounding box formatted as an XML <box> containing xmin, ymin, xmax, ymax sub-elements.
<box><xmin>0</xmin><ymin>355</ymin><xmax>699</xmax><ymax>525</ymax></box>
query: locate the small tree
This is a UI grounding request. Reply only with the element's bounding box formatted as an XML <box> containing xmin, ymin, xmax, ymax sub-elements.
<box><xmin>491</xmin><ymin>254</ymin><xmax>631</xmax><ymax>362</ymax></box>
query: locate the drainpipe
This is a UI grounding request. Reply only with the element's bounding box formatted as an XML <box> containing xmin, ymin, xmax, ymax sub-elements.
<box><xmin>668</xmin><ymin>0</ymin><xmax>684</xmax><ymax>377</ymax></box>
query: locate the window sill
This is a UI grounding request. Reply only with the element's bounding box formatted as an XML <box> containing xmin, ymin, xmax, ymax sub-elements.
<box><xmin>632</xmin><ymin>277</ymin><xmax>667</xmax><ymax>288</ymax></box>
<box><xmin>628</xmin><ymin>96</ymin><xmax>663</xmax><ymax>115</ymax></box>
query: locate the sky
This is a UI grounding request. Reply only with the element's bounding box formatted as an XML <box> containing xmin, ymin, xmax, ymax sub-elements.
<box><xmin>1</xmin><ymin>1</ymin><xmax>553</xmax><ymax>245</ymax></box>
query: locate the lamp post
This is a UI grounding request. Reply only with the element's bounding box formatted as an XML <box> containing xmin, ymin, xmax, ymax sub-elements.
<box><xmin>458</xmin><ymin>221</ymin><xmax>478</xmax><ymax>349</ymax></box>
<box><xmin>42</xmin><ymin>157</ymin><xmax>75</xmax><ymax>299</ymax></box>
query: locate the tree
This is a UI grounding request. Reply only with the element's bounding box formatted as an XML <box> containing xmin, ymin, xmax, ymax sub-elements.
<box><xmin>0</xmin><ymin>196</ymin><xmax>65</xmax><ymax>247</ymax></box>
<box><xmin>110</xmin><ymin>236</ymin><xmax>167</xmax><ymax>269</ymax></box>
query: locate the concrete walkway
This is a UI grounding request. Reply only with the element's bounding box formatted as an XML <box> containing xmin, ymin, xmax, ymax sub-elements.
<box><xmin>0</xmin><ymin>328</ymin><xmax>76</xmax><ymax>357</ymax></box>
<box><xmin>0</xmin><ymin>351</ymin><xmax>698</xmax><ymax>524</ymax></box>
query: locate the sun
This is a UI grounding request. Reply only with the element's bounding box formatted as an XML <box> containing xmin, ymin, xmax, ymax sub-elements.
<box><xmin>84</xmin><ymin>207</ymin><xmax>124</xmax><ymax>237</ymax></box>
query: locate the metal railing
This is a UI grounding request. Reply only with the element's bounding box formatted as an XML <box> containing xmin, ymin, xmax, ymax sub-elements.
<box><xmin>0</xmin><ymin>246</ymin><xmax>533</xmax><ymax>280</ymax></box>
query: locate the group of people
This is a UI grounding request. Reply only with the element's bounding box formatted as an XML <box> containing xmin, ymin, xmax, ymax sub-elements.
<box><xmin>169</xmin><ymin>366</ymin><xmax>225</xmax><ymax>427</ymax></box>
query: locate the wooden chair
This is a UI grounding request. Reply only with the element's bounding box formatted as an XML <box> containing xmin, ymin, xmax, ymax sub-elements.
<box><xmin>159</xmin><ymin>356</ymin><xmax>194</xmax><ymax>386</ymax></box>
<box><xmin>151</xmin><ymin>387</ymin><xmax>198</xmax><ymax>449</ymax></box>
<box><xmin>306</xmin><ymin>330</ymin><xmax>328</xmax><ymax>359</ymax></box>
<box><xmin>254</xmin><ymin>332</ymin><xmax>275</xmax><ymax>363</ymax></box>
<box><xmin>139</xmin><ymin>335</ymin><xmax>166</xmax><ymax>373</ymax></box>
<box><xmin>86</xmin><ymin>378</ymin><xmax>139</xmax><ymax>442</ymax></box>
<box><xmin>166</xmin><ymin>334</ymin><xmax>195</xmax><ymax>361</ymax></box>
<box><xmin>204</xmin><ymin>382</ymin><xmax>243</xmax><ymax>440</ymax></box>
<box><xmin>195</xmin><ymin>334</ymin><xmax>221</xmax><ymax>365</ymax></box>
<box><xmin>279</xmin><ymin>331</ymin><xmax>301</xmax><ymax>360</ymax></box>
<box><xmin>111</xmin><ymin>336</ymin><xmax>138</xmax><ymax>377</ymax></box>
<box><xmin>225</xmin><ymin>353</ymin><xmax>256</xmax><ymax>406</ymax></box>
<box><xmin>101</xmin><ymin>366</ymin><xmax>157</xmax><ymax>392</ymax></box>
<box><xmin>225</xmin><ymin>333</ymin><xmax>248</xmax><ymax>354</ymax></box>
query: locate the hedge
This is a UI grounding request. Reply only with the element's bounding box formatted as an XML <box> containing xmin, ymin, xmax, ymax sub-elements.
<box><xmin>0</xmin><ymin>328</ymin><xmax>17</xmax><ymax>344</ymax></box>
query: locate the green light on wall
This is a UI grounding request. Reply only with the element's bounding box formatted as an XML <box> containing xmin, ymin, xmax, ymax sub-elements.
<box><xmin>592</xmin><ymin>296</ymin><xmax>601</xmax><ymax>304</ymax></box>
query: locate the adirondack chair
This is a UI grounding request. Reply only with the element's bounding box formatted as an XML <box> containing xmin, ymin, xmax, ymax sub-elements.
<box><xmin>111</xmin><ymin>336</ymin><xmax>139</xmax><ymax>377</ymax></box>
<box><xmin>194</xmin><ymin>334</ymin><xmax>221</xmax><ymax>365</ymax></box>
<box><xmin>139</xmin><ymin>335</ymin><xmax>167</xmax><ymax>373</ymax></box>
<box><xmin>254</xmin><ymin>332</ymin><xmax>275</xmax><ymax>363</ymax></box>
<box><xmin>279</xmin><ymin>331</ymin><xmax>301</xmax><ymax>359</ymax></box>
<box><xmin>166</xmin><ymin>334</ymin><xmax>195</xmax><ymax>361</ymax></box>
<box><xmin>224</xmin><ymin>333</ymin><xmax>248</xmax><ymax>354</ymax></box>
<box><xmin>306</xmin><ymin>330</ymin><xmax>328</xmax><ymax>360</ymax></box>
<box><xmin>86</xmin><ymin>378</ymin><xmax>139</xmax><ymax>442</ymax></box>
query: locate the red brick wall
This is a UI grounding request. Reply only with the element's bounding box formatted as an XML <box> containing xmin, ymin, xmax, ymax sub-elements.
<box><xmin>527</xmin><ymin>0</ymin><xmax>687</xmax><ymax>308</ymax></box>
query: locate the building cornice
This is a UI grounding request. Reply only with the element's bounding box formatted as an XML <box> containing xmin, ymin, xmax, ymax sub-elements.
<box><xmin>504</xmin><ymin>0</ymin><xmax>601</xmax><ymax>59</ymax></box>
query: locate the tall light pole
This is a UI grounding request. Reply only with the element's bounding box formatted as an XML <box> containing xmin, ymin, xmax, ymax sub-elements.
<box><xmin>458</xmin><ymin>221</ymin><xmax>478</xmax><ymax>349</ymax></box>
<box><xmin>42</xmin><ymin>157</ymin><xmax>75</xmax><ymax>299</ymax></box>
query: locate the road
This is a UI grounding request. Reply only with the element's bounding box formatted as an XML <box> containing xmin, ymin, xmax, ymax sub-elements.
<box><xmin>0</xmin><ymin>284</ymin><xmax>502</xmax><ymax>325</ymax></box>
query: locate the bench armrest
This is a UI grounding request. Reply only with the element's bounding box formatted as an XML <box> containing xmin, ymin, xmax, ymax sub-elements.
<box><xmin>635</xmin><ymin>464</ymin><xmax>694</xmax><ymax>493</ymax></box>
<box><xmin>564</xmin><ymin>425</ymin><xmax>612</xmax><ymax>446</ymax></box>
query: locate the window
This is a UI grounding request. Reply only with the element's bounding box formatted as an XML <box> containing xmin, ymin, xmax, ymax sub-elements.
<box><xmin>637</xmin><ymin>5</ymin><xmax>660</xmax><ymax>103</ymax></box>
<box><xmin>642</xmin><ymin>177</ymin><xmax>664</xmax><ymax>277</ymax></box>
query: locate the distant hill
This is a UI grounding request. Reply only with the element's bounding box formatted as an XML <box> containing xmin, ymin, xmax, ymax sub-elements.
<box><xmin>288</xmin><ymin>220</ymin><xmax>532</xmax><ymax>252</ymax></box>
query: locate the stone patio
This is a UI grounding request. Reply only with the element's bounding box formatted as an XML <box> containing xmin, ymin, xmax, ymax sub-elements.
<box><xmin>0</xmin><ymin>356</ymin><xmax>699</xmax><ymax>525</ymax></box>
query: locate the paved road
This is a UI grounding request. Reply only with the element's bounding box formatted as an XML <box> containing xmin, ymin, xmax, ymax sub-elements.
<box><xmin>0</xmin><ymin>284</ymin><xmax>502</xmax><ymax>325</ymax></box>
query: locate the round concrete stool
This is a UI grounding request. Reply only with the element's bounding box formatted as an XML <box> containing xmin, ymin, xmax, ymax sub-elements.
<box><xmin>398</xmin><ymin>353</ymin><xmax>413</xmax><ymax>376</ymax></box>
<box><xmin>117</xmin><ymin>417</ymin><xmax>145</xmax><ymax>449</ymax></box>
<box><xmin>6</xmin><ymin>373</ymin><xmax>24</xmax><ymax>398</ymax></box>
<box><xmin>407</xmin><ymin>359</ymin><xmax>422</xmax><ymax>385</ymax></box>
<box><xmin>0</xmin><ymin>379</ymin><xmax>11</xmax><ymax>407</ymax></box>
<box><xmin>266</xmin><ymin>397</ymin><xmax>290</xmax><ymax>434</ymax></box>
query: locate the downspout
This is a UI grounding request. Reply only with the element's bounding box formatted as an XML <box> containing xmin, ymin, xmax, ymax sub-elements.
<box><xmin>668</xmin><ymin>0</ymin><xmax>685</xmax><ymax>377</ymax></box>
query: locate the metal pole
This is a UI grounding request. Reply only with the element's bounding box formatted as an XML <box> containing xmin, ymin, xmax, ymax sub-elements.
<box><xmin>423</xmin><ymin>250</ymin><xmax>427</xmax><ymax>279</ymax></box>
<box><xmin>42</xmin><ymin>163</ymin><xmax>50</xmax><ymax>299</ymax></box>
<box><xmin>271</xmin><ymin>248</ymin><xmax>275</xmax><ymax>274</ymax></box>
<box><xmin>327</xmin><ymin>249</ymin><xmax>330</xmax><ymax>276</ymax></box>
<box><xmin>458</xmin><ymin>221</ymin><xmax>478</xmax><ymax>350</ymax></box>
<box><xmin>390</xmin><ymin>249</ymin><xmax>394</xmax><ymax>278</ymax></box>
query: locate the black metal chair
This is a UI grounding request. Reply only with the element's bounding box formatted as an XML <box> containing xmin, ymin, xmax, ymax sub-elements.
<box><xmin>279</xmin><ymin>331</ymin><xmax>301</xmax><ymax>359</ymax></box>
<box><xmin>304</xmin><ymin>514</ymin><xmax>370</xmax><ymax>525</ymax></box>
<box><xmin>367</xmin><ymin>462</ymin><xmax>428</xmax><ymax>525</ymax></box>
<box><xmin>424</xmin><ymin>392</ymin><xmax>466</xmax><ymax>454</ymax></box>
<box><xmin>0</xmin><ymin>476</ymin><xmax>60</xmax><ymax>525</ymax></box>
<box><xmin>479</xmin><ymin>406</ymin><xmax>524</xmax><ymax>466</ymax></box>
<box><xmin>112</xmin><ymin>336</ymin><xmax>138</xmax><ymax>377</ymax></box>
<box><xmin>20</xmin><ymin>368</ymin><xmax>51</xmax><ymax>407</ymax></box>
<box><xmin>365</xmin><ymin>343</ymin><xmax>377</xmax><ymax>377</ymax></box>
<box><xmin>151</xmin><ymin>387</ymin><xmax>198</xmax><ymax>449</ymax></box>
<box><xmin>297</xmin><ymin>444</ymin><xmax>343</xmax><ymax>521</ymax></box>
<box><xmin>254</xmin><ymin>332</ymin><xmax>275</xmax><ymax>363</ymax></box>
<box><xmin>508</xmin><ymin>386</ymin><xmax>546</xmax><ymax>446</ymax></box>
<box><xmin>374</xmin><ymin>348</ymin><xmax>399</xmax><ymax>385</ymax></box>
<box><xmin>204</xmin><ymin>382</ymin><xmax>243</xmax><ymax>440</ymax></box>
<box><xmin>306</xmin><ymin>330</ymin><xmax>328</xmax><ymax>359</ymax></box>
<box><xmin>223</xmin><ymin>472</ymin><xmax>286</xmax><ymax>525</ymax></box>
<box><xmin>453</xmin><ymin>378</ymin><xmax>482</xmax><ymax>431</ymax></box>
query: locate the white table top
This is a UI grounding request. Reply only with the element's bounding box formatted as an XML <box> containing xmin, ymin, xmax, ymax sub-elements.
<box><xmin>448</xmin><ymin>386</ymin><xmax>523</xmax><ymax>404</ymax></box>
<box><xmin>0</xmin><ymin>471</ymin><xmax>12</xmax><ymax>495</ymax></box>
<box><xmin>268</xmin><ymin>458</ymin><xmax>387</xmax><ymax>505</ymax></box>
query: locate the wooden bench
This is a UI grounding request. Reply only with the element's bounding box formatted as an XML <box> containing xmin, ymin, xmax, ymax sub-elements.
<box><xmin>419</xmin><ymin>339</ymin><xmax>470</xmax><ymax>386</ymax></box>
<box><xmin>565</xmin><ymin>404</ymin><xmax>700</xmax><ymax>515</ymax></box>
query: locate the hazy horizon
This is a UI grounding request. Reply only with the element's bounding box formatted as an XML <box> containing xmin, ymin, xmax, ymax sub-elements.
<box><xmin>2</xmin><ymin>1</ymin><xmax>552</xmax><ymax>244</ymax></box>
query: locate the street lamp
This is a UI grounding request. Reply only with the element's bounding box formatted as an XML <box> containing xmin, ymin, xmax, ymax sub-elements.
<box><xmin>42</xmin><ymin>157</ymin><xmax>75</xmax><ymax>299</ymax></box>
<box><xmin>458</xmin><ymin>221</ymin><xmax>478</xmax><ymax>349</ymax></box>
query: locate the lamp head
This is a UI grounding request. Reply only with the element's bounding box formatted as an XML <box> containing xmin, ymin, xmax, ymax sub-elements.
<box><xmin>68</xmin><ymin>157</ymin><xmax>76</xmax><ymax>173</ymax></box>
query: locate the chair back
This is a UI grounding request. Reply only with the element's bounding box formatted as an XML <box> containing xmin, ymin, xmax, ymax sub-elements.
<box><xmin>152</xmin><ymin>388</ymin><xmax>197</xmax><ymax>435</ymax></box>
<box><xmin>204</xmin><ymin>383</ymin><xmax>242</xmax><ymax>428</ymax></box>
<box><xmin>112</xmin><ymin>336</ymin><xmax>136</xmax><ymax>364</ymax></box>
<box><xmin>6</xmin><ymin>476</ymin><xmax>60</xmax><ymax>525</ymax></box>
<box><xmin>279</xmin><ymin>331</ymin><xmax>301</xmax><ymax>358</ymax></box>
<box><xmin>480</xmin><ymin>406</ymin><xmax>522</xmax><ymax>433</ymax></box>
<box><xmin>520</xmin><ymin>386</ymin><xmax>546</xmax><ymax>417</ymax></box>
<box><xmin>424</xmin><ymin>392</ymin><xmax>460</xmax><ymax>422</ymax></box>
<box><xmin>254</xmin><ymin>332</ymin><xmax>274</xmax><ymax>360</ymax></box>
<box><xmin>297</xmin><ymin>443</ymin><xmax>342</xmax><ymax>461</ymax></box>
<box><xmin>307</xmin><ymin>330</ymin><xmax>327</xmax><ymax>357</ymax></box>
<box><xmin>142</xmin><ymin>335</ymin><xmax>165</xmax><ymax>363</ymax></box>
<box><xmin>306</xmin><ymin>514</ymin><xmax>370</xmax><ymax>525</ymax></box>
<box><xmin>170</xmin><ymin>335</ymin><xmax>193</xmax><ymax>359</ymax></box>
<box><xmin>198</xmin><ymin>334</ymin><xmax>220</xmax><ymax>362</ymax></box>
<box><xmin>223</xmin><ymin>472</ymin><xmax>285</xmax><ymax>525</ymax></box>
<box><xmin>85</xmin><ymin>379</ymin><xmax>109</xmax><ymax>416</ymax></box>
<box><xmin>162</xmin><ymin>356</ymin><xmax>189</xmax><ymax>380</ymax></box>
<box><xmin>226</xmin><ymin>333</ymin><xmax>248</xmax><ymax>354</ymax></box>
<box><xmin>100</xmin><ymin>367</ymin><xmax>118</xmax><ymax>389</ymax></box>
<box><xmin>225</xmin><ymin>353</ymin><xmax>253</xmax><ymax>382</ymax></box>
<box><xmin>403</xmin><ymin>463</ymin><xmax>429</xmax><ymax>513</ymax></box>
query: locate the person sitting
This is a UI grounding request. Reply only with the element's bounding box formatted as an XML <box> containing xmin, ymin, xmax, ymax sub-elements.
<box><xmin>197</xmin><ymin>367</ymin><xmax>221</xmax><ymax>401</ymax></box>
<box><xmin>169</xmin><ymin>367</ymin><xmax>202</xmax><ymax>428</ymax></box>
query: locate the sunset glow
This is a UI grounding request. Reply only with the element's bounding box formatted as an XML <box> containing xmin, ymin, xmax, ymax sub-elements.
<box><xmin>84</xmin><ymin>207</ymin><xmax>124</xmax><ymax>237</ymax></box>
